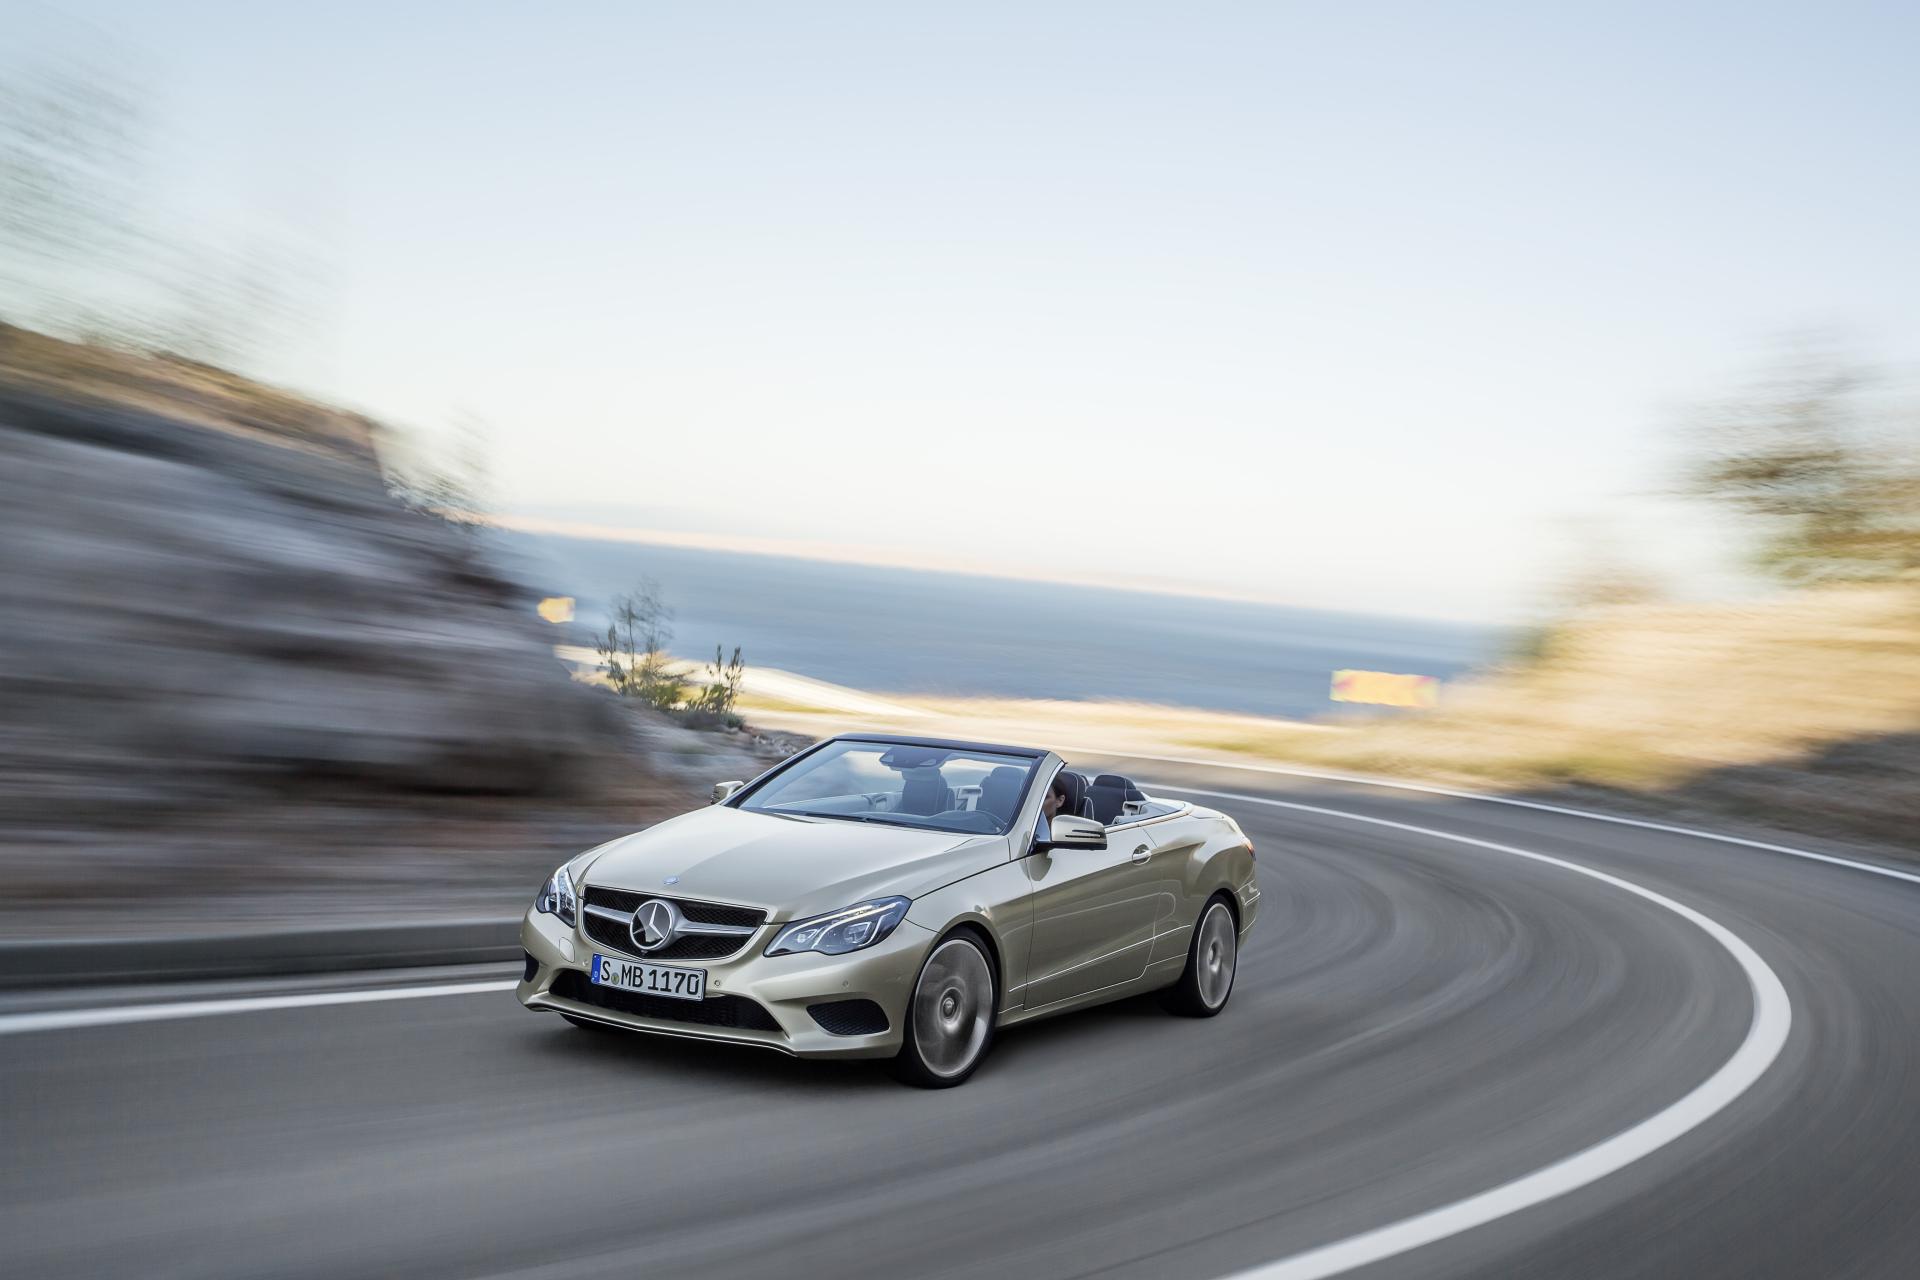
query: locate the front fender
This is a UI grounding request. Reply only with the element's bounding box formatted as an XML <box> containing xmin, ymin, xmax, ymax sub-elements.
<box><xmin>903</xmin><ymin>858</ymin><xmax>1035</xmax><ymax>1010</ymax></box>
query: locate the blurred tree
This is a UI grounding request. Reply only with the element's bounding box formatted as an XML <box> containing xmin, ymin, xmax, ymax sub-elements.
<box><xmin>154</xmin><ymin>237</ymin><xmax>299</xmax><ymax>371</ymax></box>
<box><xmin>0</xmin><ymin>49</ymin><xmax>145</xmax><ymax>337</ymax></box>
<box><xmin>1688</xmin><ymin>343</ymin><xmax>1920</xmax><ymax>585</ymax></box>
<box><xmin>1</xmin><ymin>36</ymin><xmax>326</xmax><ymax>373</ymax></box>
<box><xmin>387</xmin><ymin>413</ymin><xmax>493</xmax><ymax>526</ymax></box>
<box><xmin>379</xmin><ymin>413</ymin><xmax>496</xmax><ymax>588</ymax></box>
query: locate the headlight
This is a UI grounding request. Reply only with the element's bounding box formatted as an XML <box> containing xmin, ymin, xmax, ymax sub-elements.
<box><xmin>765</xmin><ymin>896</ymin><xmax>910</xmax><ymax>957</ymax></box>
<box><xmin>534</xmin><ymin>864</ymin><xmax>578</xmax><ymax>927</ymax></box>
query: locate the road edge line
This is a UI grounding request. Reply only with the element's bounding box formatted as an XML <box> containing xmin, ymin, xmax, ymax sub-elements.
<box><xmin>1149</xmin><ymin>785</ymin><xmax>1792</xmax><ymax>1280</ymax></box>
<box><xmin>0</xmin><ymin>978</ymin><xmax>519</xmax><ymax>1036</ymax></box>
<box><xmin>1071</xmin><ymin>745</ymin><xmax>1920</xmax><ymax>885</ymax></box>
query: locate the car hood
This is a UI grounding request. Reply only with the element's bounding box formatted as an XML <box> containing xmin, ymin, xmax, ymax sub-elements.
<box><xmin>577</xmin><ymin>805</ymin><xmax>1008</xmax><ymax>920</ymax></box>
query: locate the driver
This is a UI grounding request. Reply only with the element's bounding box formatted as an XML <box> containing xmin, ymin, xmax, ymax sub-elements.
<box><xmin>1035</xmin><ymin>775</ymin><xmax>1068</xmax><ymax>844</ymax></box>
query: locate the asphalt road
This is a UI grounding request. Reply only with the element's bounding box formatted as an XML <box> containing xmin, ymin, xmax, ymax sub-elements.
<box><xmin>5</xmin><ymin>758</ymin><xmax>1919</xmax><ymax>1279</ymax></box>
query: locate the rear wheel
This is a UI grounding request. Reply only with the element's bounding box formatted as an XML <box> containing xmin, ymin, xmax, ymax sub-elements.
<box><xmin>1165</xmin><ymin>896</ymin><xmax>1238</xmax><ymax>1017</ymax></box>
<box><xmin>889</xmin><ymin>933</ymin><xmax>997</xmax><ymax>1087</ymax></box>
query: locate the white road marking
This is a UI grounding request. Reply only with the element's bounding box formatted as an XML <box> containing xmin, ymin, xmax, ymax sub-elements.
<box><xmin>0</xmin><ymin>979</ymin><xmax>517</xmax><ymax>1037</ymax></box>
<box><xmin>1148</xmin><ymin>783</ymin><xmax>1794</xmax><ymax>1280</ymax></box>
<box><xmin>1080</xmin><ymin>745</ymin><xmax>1920</xmax><ymax>885</ymax></box>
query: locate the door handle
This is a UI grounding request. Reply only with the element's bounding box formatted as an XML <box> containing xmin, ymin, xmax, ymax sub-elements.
<box><xmin>1130</xmin><ymin>844</ymin><xmax>1151</xmax><ymax>864</ymax></box>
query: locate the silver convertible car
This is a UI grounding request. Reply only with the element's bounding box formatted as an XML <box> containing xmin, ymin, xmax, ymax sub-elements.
<box><xmin>518</xmin><ymin>734</ymin><xmax>1259</xmax><ymax>1086</ymax></box>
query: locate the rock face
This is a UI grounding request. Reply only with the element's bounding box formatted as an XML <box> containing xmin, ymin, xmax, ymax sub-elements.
<box><xmin>3</xmin><ymin>387</ymin><xmax>613</xmax><ymax>796</ymax></box>
<box><xmin>0</xmin><ymin>328</ymin><xmax>713</xmax><ymax>921</ymax></box>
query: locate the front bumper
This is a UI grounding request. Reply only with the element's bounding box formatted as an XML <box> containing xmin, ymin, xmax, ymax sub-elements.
<box><xmin>517</xmin><ymin>907</ymin><xmax>930</xmax><ymax>1059</ymax></box>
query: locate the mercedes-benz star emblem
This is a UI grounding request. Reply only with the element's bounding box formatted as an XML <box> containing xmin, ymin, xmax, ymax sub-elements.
<box><xmin>631</xmin><ymin>898</ymin><xmax>680</xmax><ymax>953</ymax></box>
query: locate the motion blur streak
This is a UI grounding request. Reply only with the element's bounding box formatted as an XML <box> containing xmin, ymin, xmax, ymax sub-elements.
<box><xmin>1088</xmin><ymin>748</ymin><xmax>1920</xmax><ymax>885</ymax></box>
<box><xmin>1147</xmin><ymin>785</ymin><xmax>1793</xmax><ymax>1280</ymax></box>
<box><xmin>0</xmin><ymin>979</ymin><xmax>516</xmax><ymax>1037</ymax></box>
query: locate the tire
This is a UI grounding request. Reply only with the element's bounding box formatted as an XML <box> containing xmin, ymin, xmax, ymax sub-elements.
<box><xmin>1164</xmin><ymin>895</ymin><xmax>1239</xmax><ymax>1018</ymax></box>
<box><xmin>889</xmin><ymin>932</ymin><xmax>998</xmax><ymax>1088</ymax></box>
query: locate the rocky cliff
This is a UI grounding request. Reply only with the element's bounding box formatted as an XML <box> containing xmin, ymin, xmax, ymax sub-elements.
<box><xmin>0</xmin><ymin>326</ymin><xmax>776</xmax><ymax>929</ymax></box>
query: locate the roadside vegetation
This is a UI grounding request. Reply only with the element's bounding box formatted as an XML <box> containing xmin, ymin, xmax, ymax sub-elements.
<box><xmin>1686</xmin><ymin>341</ymin><xmax>1920</xmax><ymax>586</ymax></box>
<box><xmin>593</xmin><ymin>580</ymin><xmax>748</xmax><ymax>729</ymax></box>
<box><xmin>1177</xmin><ymin>347</ymin><xmax>1920</xmax><ymax>844</ymax></box>
<box><xmin>1189</xmin><ymin>343</ymin><xmax>1918</xmax><ymax>837</ymax></box>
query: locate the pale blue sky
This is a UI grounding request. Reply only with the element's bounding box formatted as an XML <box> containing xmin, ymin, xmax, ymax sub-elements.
<box><xmin>18</xmin><ymin>1</ymin><xmax>1920</xmax><ymax>619</ymax></box>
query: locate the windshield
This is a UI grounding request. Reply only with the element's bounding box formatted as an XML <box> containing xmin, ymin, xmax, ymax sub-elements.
<box><xmin>737</xmin><ymin>741</ymin><xmax>1038</xmax><ymax>835</ymax></box>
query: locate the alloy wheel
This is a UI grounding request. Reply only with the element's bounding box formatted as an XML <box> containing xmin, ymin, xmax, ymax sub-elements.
<box><xmin>1195</xmin><ymin>901</ymin><xmax>1237</xmax><ymax>1010</ymax></box>
<box><xmin>911</xmin><ymin>938</ymin><xmax>994</xmax><ymax>1078</ymax></box>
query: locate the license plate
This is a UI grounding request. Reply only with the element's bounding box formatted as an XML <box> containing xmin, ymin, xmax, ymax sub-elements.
<box><xmin>590</xmin><ymin>954</ymin><xmax>706</xmax><ymax>1002</ymax></box>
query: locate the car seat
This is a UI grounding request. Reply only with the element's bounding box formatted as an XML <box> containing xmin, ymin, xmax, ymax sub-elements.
<box><xmin>899</xmin><ymin>767</ymin><xmax>955</xmax><ymax>816</ymax></box>
<box><xmin>1086</xmin><ymin>774</ymin><xmax>1138</xmax><ymax>825</ymax></box>
<box><xmin>977</xmin><ymin>766</ymin><xmax>1027</xmax><ymax>827</ymax></box>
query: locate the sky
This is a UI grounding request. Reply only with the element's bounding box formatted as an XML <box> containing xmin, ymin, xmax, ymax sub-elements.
<box><xmin>13</xmin><ymin>1</ymin><xmax>1920</xmax><ymax>621</ymax></box>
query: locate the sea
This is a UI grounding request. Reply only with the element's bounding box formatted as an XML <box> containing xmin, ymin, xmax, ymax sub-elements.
<box><xmin>498</xmin><ymin>531</ymin><xmax>1507</xmax><ymax>722</ymax></box>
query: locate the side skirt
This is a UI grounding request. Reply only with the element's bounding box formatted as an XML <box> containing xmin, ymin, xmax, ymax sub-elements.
<box><xmin>999</xmin><ymin>954</ymin><xmax>1187</xmax><ymax>1028</ymax></box>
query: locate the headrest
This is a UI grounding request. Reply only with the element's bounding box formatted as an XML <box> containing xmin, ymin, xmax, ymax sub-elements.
<box><xmin>979</xmin><ymin>766</ymin><xmax>1026</xmax><ymax>803</ymax></box>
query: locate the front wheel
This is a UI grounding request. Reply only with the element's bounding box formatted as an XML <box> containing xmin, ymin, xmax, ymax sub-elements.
<box><xmin>1165</xmin><ymin>896</ymin><xmax>1238</xmax><ymax>1017</ymax></box>
<box><xmin>889</xmin><ymin>933</ymin><xmax>997</xmax><ymax>1087</ymax></box>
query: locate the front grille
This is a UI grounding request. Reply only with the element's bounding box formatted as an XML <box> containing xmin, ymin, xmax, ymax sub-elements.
<box><xmin>808</xmin><ymin>999</ymin><xmax>890</xmax><ymax>1036</ymax></box>
<box><xmin>579</xmin><ymin>887</ymin><xmax>768</xmax><ymax>961</ymax></box>
<box><xmin>584</xmin><ymin>888</ymin><xmax>765</xmax><ymax>928</ymax></box>
<box><xmin>581</xmin><ymin>924</ymin><xmax>748</xmax><ymax>962</ymax></box>
<box><xmin>551</xmin><ymin>970</ymin><xmax>781</xmax><ymax>1032</ymax></box>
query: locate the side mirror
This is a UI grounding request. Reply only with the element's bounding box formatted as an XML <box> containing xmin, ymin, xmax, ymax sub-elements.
<box><xmin>1035</xmin><ymin>813</ymin><xmax>1106</xmax><ymax>852</ymax></box>
<box><xmin>711</xmin><ymin>780</ymin><xmax>744</xmax><ymax>804</ymax></box>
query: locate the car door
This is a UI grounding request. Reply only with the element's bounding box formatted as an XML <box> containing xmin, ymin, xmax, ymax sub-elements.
<box><xmin>1021</xmin><ymin>821</ymin><xmax>1161</xmax><ymax>1010</ymax></box>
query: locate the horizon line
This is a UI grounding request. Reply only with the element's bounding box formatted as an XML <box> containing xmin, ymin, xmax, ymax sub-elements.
<box><xmin>490</xmin><ymin>513</ymin><xmax>1498</xmax><ymax>626</ymax></box>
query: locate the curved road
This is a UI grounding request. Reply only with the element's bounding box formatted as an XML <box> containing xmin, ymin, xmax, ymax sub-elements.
<box><xmin>4</xmin><ymin>758</ymin><xmax>1919</xmax><ymax>1279</ymax></box>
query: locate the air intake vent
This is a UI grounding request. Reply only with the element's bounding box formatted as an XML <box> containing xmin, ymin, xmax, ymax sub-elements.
<box><xmin>551</xmin><ymin>970</ymin><xmax>780</xmax><ymax>1032</ymax></box>
<box><xmin>807</xmin><ymin>999</ymin><xmax>890</xmax><ymax>1036</ymax></box>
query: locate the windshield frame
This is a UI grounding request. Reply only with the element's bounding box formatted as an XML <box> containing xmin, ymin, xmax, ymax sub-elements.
<box><xmin>726</xmin><ymin>734</ymin><xmax>1048</xmax><ymax>836</ymax></box>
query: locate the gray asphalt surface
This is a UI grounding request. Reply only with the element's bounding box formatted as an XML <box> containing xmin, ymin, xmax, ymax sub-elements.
<box><xmin>5</xmin><ymin>759</ymin><xmax>1918</xmax><ymax>1279</ymax></box>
